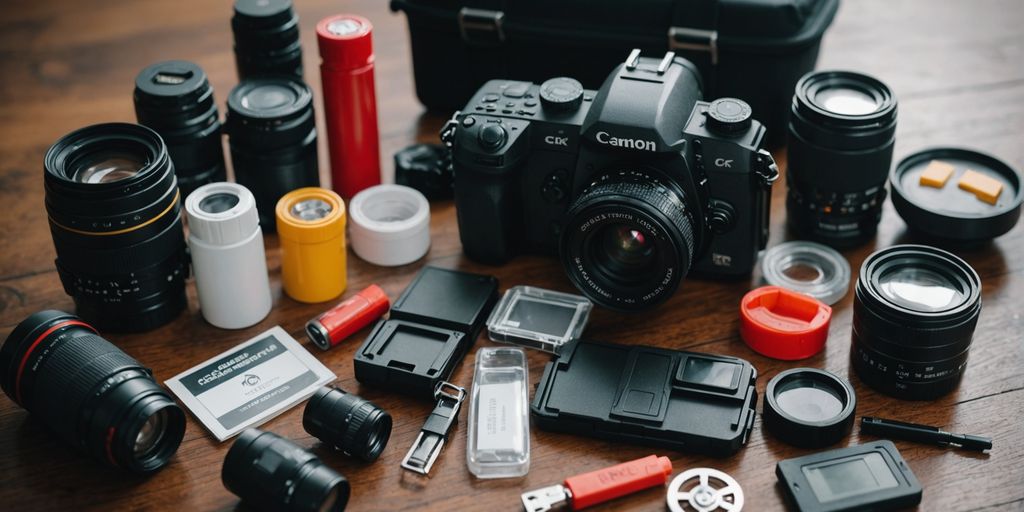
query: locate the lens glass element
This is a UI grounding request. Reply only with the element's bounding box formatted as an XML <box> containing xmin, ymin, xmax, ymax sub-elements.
<box><xmin>134</xmin><ymin>409</ymin><xmax>168</xmax><ymax>459</ymax></box>
<box><xmin>72</xmin><ymin>149</ymin><xmax>147</xmax><ymax>184</ymax></box>
<box><xmin>598</xmin><ymin>224</ymin><xmax>655</xmax><ymax>273</ymax></box>
<box><xmin>813</xmin><ymin>86</ymin><xmax>880</xmax><ymax>116</ymax></box>
<box><xmin>199</xmin><ymin>193</ymin><xmax>241</xmax><ymax>214</ymax></box>
<box><xmin>878</xmin><ymin>266</ymin><xmax>963</xmax><ymax>313</ymax></box>
<box><xmin>241</xmin><ymin>84</ymin><xmax>296</xmax><ymax>110</ymax></box>
<box><xmin>775</xmin><ymin>383</ymin><xmax>844</xmax><ymax>422</ymax></box>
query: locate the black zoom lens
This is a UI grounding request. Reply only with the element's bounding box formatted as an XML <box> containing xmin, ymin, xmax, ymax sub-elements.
<box><xmin>232</xmin><ymin>0</ymin><xmax>303</xmax><ymax>81</ymax></box>
<box><xmin>134</xmin><ymin>60</ymin><xmax>226</xmax><ymax>199</ymax></box>
<box><xmin>787</xmin><ymin>70</ymin><xmax>898</xmax><ymax>247</ymax></box>
<box><xmin>0</xmin><ymin>310</ymin><xmax>185</xmax><ymax>473</ymax></box>
<box><xmin>226</xmin><ymin>78</ymin><xmax>319</xmax><ymax>229</ymax></box>
<box><xmin>303</xmin><ymin>386</ymin><xmax>392</xmax><ymax>462</ymax></box>
<box><xmin>561</xmin><ymin>170</ymin><xmax>697</xmax><ymax>312</ymax></box>
<box><xmin>852</xmin><ymin>245</ymin><xmax>982</xmax><ymax>400</ymax></box>
<box><xmin>44</xmin><ymin>123</ymin><xmax>189</xmax><ymax>332</ymax></box>
<box><xmin>223</xmin><ymin>429</ymin><xmax>350</xmax><ymax>512</ymax></box>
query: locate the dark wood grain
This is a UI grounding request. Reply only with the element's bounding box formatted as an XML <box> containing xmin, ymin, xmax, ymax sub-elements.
<box><xmin>1</xmin><ymin>0</ymin><xmax>1022</xmax><ymax>511</ymax></box>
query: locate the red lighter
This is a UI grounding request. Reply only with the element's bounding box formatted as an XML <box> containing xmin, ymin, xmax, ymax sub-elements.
<box><xmin>316</xmin><ymin>14</ymin><xmax>382</xmax><ymax>198</ymax></box>
<box><xmin>306</xmin><ymin>284</ymin><xmax>390</xmax><ymax>350</ymax></box>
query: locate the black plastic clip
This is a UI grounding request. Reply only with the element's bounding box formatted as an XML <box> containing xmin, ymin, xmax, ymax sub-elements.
<box><xmin>400</xmin><ymin>381</ymin><xmax>467</xmax><ymax>475</ymax></box>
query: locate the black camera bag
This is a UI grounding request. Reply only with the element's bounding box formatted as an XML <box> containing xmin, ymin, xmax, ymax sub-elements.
<box><xmin>390</xmin><ymin>0</ymin><xmax>839</xmax><ymax>139</ymax></box>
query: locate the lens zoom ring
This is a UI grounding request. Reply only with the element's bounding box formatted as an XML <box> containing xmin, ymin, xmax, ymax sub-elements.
<box><xmin>578</xmin><ymin>178</ymin><xmax>696</xmax><ymax>263</ymax></box>
<box><xmin>341</xmin><ymin>401</ymin><xmax>373</xmax><ymax>451</ymax></box>
<box><xmin>29</xmin><ymin>334</ymin><xmax>138</xmax><ymax>442</ymax></box>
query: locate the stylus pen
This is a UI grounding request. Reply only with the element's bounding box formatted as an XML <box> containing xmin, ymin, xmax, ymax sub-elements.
<box><xmin>860</xmin><ymin>417</ymin><xmax>992</xmax><ymax>451</ymax></box>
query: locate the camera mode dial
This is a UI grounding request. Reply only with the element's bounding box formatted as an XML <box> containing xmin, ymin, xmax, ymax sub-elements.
<box><xmin>540</xmin><ymin>77</ymin><xmax>584</xmax><ymax>112</ymax></box>
<box><xmin>705</xmin><ymin>98</ymin><xmax>752</xmax><ymax>135</ymax></box>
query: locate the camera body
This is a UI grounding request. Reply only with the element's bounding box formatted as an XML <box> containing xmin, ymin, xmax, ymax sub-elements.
<box><xmin>446</xmin><ymin>51</ymin><xmax>777</xmax><ymax>311</ymax></box>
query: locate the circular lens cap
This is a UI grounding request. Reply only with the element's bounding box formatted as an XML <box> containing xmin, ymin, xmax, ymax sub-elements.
<box><xmin>740</xmin><ymin>286</ymin><xmax>831</xmax><ymax>360</ymax></box>
<box><xmin>762</xmin><ymin>241</ymin><xmax>851</xmax><ymax>305</ymax></box>
<box><xmin>891</xmin><ymin>147</ymin><xmax>1022</xmax><ymax>242</ymax></box>
<box><xmin>764</xmin><ymin>368</ymin><xmax>856</xmax><ymax>448</ymax></box>
<box><xmin>705</xmin><ymin>98</ymin><xmax>752</xmax><ymax>134</ymax></box>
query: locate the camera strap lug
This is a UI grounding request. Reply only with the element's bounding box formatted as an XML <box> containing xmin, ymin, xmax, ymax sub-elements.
<box><xmin>458</xmin><ymin>8</ymin><xmax>505</xmax><ymax>45</ymax></box>
<box><xmin>440</xmin><ymin>111</ymin><xmax>460</xmax><ymax>149</ymax></box>
<box><xmin>755</xmin><ymin>148</ymin><xmax>779</xmax><ymax>188</ymax></box>
<box><xmin>400</xmin><ymin>381</ymin><xmax>466</xmax><ymax>475</ymax></box>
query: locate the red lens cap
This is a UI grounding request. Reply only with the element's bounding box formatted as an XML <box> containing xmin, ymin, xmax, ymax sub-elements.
<box><xmin>740</xmin><ymin>286</ymin><xmax>832</xmax><ymax>360</ymax></box>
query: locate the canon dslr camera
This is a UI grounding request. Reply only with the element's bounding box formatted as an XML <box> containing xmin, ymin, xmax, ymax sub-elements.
<box><xmin>444</xmin><ymin>50</ymin><xmax>778</xmax><ymax>312</ymax></box>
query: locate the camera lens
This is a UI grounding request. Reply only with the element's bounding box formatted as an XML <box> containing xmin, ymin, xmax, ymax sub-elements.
<box><xmin>44</xmin><ymin>123</ymin><xmax>189</xmax><ymax>331</ymax></box>
<box><xmin>232</xmin><ymin>0</ymin><xmax>303</xmax><ymax>81</ymax></box>
<box><xmin>134</xmin><ymin>60</ymin><xmax>227</xmax><ymax>199</ymax></box>
<box><xmin>223</xmin><ymin>429</ymin><xmax>350</xmax><ymax>512</ymax></box>
<box><xmin>561</xmin><ymin>170</ymin><xmax>696</xmax><ymax>312</ymax></box>
<box><xmin>0</xmin><ymin>310</ymin><xmax>186</xmax><ymax>473</ymax></box>
<box><xmin>303</xmin><ymin>386</ymin><xmax>392</xmax><ymax>462</ymax></box>
<box><xmin>787</xmin><ymin>70</ymin><xmax>898</xmax><ymax>247</ymax></box>
<box><xmin>226</xmin><ymin>78</ymin><xmax>319</xmax><ymax>230</ymax></box>
<box><xmin>852</xmin><ymin>245</ymin><xmax>982</xmax><ymax>400</ymax></box>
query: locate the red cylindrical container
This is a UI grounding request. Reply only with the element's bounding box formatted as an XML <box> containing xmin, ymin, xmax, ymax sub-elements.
<box><xmin>317</xmin><ymin>14</ymin><xmax>381</xmax><ymax>198</ymax></box>
<box><xmin>305</xmin><ymin>284</ymin><xmax>390</xmax><ymax>350</ymax></box>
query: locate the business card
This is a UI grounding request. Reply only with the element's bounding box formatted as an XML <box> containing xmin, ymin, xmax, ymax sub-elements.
<box><xmin>165</xmin><ymin>326</ymin><xmax>335</xmax><ymax>441</ymax></box>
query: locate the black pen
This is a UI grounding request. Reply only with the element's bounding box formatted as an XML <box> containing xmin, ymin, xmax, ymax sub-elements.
<box><xmin>860</xmin><ymin>417</ymin><xmax>992</xmax><ymax>451</ymax></box>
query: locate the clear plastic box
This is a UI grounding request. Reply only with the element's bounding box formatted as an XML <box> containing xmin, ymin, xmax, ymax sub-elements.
<box><xmin>466</xmin><ymin>347</ymin><xmax>530</xmax><ymax>478</ymax></box>
<box><xmin>486</xmin><ymin>286</ymin><xmax>592</xmax><ymax>354</ymax></box>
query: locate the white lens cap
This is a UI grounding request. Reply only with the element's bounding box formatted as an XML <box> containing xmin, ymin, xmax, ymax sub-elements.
<box><xmin>185</xmin><ymin>182</ymin><xmax>260</xmax><ymax>246</ymax></box>
<box><xmin>761</xmin><ymin>241</ymin><xmax>851</xmax><ymax>305</ymax></box>
<box><xmin>349</xmin><ymin>184</ymin><xmax>430</xmax><ymax>266</ymax></box>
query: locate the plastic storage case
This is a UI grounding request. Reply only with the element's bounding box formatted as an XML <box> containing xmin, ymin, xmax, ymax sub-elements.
<box><xmin>486</xmin><ymin>286</ymin><xmax>592</xmax><ymax>354</ymax></box>
<box><xmin>531</xmin><ymin>340</ymin><xmax>758</xmax><ymax>455</ymax></box>
<box><xmin>390</xmin><ymin>0</ymin><xmax>839</xmax><ymax>138</ymax></box>
<box><xmin>466</xmin><ymin>347</ymin><xmax>530</xmax><ymax>478</ymax></box>
<box><xmin>354</xmin><ymin>266</ymin><xmax>499</xmax><ymax>399</ymax></box>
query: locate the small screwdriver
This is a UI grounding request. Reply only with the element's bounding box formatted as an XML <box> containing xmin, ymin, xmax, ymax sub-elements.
<box><xmin>521</xmin><ymin>454</ymin><xmax>673</xmax><ymax>511</ymax></box>
<box><xmin>860</xmin><ymin>417</ymin><xmax>992</xmax><ymax>451</ymax></box>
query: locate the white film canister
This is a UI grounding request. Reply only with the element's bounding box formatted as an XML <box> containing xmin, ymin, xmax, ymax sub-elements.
<box><xmin>185</xmin><ymin>182</ymin><xmax>272</xmax><ymax>329</ymax></box>
<box><xmin>348</xmin><ymin>184</ymin><xmax>430</xmax><ymax>266</ymax></box>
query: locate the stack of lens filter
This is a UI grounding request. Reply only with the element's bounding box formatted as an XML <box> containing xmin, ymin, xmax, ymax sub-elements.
<box><xmin>134</xmin><ymin>60</ymin><xmax>226</xmax><ymax>199</ymax></box>
<box><xmin>852</xmin><ymin>245</ymin><xmax>982</xmax><ymax>400</ymax></box>
<box><xmin>44</xmin><ymin>123</ymin><xmax>189</xmax><ymax>331</ymax></box>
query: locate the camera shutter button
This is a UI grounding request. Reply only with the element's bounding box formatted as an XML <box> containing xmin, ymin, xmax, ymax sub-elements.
<box><xmin>478</xmin><ymin>124</ymin><xmax>507</xmax><ymax>150</ymax></box>
<box><xmin>705</xmin><ymin>98</ymin><xmax>752</xmax><ymax>135</ymax></box>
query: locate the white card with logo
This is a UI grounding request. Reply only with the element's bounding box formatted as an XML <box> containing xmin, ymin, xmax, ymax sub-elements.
<box><xmin>165</xmin><ymin>326</ymin><xmax>335</xmax><ymax>441</ymax></box>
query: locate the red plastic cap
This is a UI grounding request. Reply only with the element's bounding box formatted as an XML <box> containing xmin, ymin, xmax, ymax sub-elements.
<box><xmin>316</xmin><ymin>14</ymin><xmax>374</xmax><ymax>70</ymax></box>
<box><xmin>739</xmin><ymin>286</ymin><xmax>831</xmax><ymax>361</ymax></box>
<box><xmin>565</xmin><ymin>455</ymin><xmax>673</xmax><ymax>510</ymax></box>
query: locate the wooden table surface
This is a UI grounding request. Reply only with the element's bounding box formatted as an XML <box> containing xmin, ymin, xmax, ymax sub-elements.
<box><xmin>2</xmin><ymin>1</ymin><xmax>1023</xmax><ymax>511</ymax></box>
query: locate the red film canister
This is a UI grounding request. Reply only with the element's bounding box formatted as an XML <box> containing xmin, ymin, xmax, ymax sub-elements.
<box><xmin>306</xmin><ymin>284</ymin><xmax>389</xmax><ymax>350</ymax></box>
<box><xmin>316</xmin><ymin>14</ymin><xmax>381</xmax><ymax>198</ymax></box>
<box><xmin>739</xmin><ymin>286</ymin><xmax>832</xmax><ymax>360</ymax></box>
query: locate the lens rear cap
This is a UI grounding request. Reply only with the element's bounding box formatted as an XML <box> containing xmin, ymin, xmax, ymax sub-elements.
<box><xmin>891</xmin><ymin>147</ymin><xmax>1022</xmax><ymax>242</ymax></box>
<box><xmin>764</xmin><ymin>368</ymin><xmax>856</xmax><ymax>448</ymax></box>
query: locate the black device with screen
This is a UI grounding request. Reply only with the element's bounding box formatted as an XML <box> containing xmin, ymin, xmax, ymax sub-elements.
<box><xmin>775</xmin><ymin>440</ymin><xmax>922</xmax><ymax>511</ymax></box>
<box><xmin>530</xmin><ymin>340</ymin><xmax>757</xmax><ymax>455</ymax></box>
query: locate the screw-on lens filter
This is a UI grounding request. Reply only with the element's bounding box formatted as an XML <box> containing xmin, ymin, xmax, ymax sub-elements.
<box><xmin>762</xmin><ymin>241</ymin><xmax>850</xmax><ymax>305</ymax></box>
<box><xmin>764</xmin><ymin>368</ymin><xmax>856</xmax><ymax>448</ymax></box>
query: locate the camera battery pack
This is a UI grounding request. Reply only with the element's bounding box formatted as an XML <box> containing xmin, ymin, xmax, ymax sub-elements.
<box><xmin>531</xmin><ymin>341</ymin><xmax>757</xmax><ymax>455</ymax></box>
<box><xmin>354</xmin><ymin>267</ymin><xmax>498</xmax><ymax>399</ymax></box>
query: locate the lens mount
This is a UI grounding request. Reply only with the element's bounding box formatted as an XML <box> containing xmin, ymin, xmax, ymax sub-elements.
<box><xmin>561</xmin><ymin>170</ymin><xmax>696</xmax><ymax>312</ymax></box>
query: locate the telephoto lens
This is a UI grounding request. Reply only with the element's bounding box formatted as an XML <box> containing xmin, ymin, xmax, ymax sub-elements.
<box><xmin>134</xmin><ymin>60</ymin><xmax>226</xmax><ymax>199</ymax></box>
<box><xmin>44</xmin><ymin>123</ymin><xmax>189</xmax><ymax>331</ymax></box>
<box><xmin>0</xmin><ymin>310</ymin><xmax>186</xmax><ymax>473</ymax></box>
<box><xmin>226</xmin><ymin>78</ymin><xmax>320</xmax><ymax>230</ymax></box>
<box><xmin>852</xmin><ymin>245</ymin><xmax>982</xmax><ymax>400</ymax></box>
<box><xmin>787</xmin><ymin>70</ymin><xmax>898</xmax><ymax>247</ymax></box>
<box><xmin>185</xmin><ymin>182</ymin><xmax>272</xmax><ymax>329</ymax></box>
<box><xmin>232</xmin><ymin>0</ymin><xmax>303</xmax><ymax>81</ymax></box>
<box><xmin>223</xmin><ymin>429</ymin><xmax>350</xmax><ymax>512</ymax></box>
<box><xmin>303</xmin><ymin>386</ymin><xmax>392</xmax><ymax>462</ymax></box>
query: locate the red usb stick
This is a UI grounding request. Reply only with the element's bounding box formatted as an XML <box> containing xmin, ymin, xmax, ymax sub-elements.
<box><xmin>521</xmin><ymin>455</ymin><xmax>673</xmax><ymax>511</ymax></box>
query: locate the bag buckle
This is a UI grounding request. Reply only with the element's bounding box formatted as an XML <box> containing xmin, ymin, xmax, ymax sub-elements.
<box><xmin>458</xmin><ymin>8</ymin><xmax>505</xmax><ymax>45</ymax></box>
<box><xmin>668</xmin><ymin>27</ymin><xmax>719</xmax><ymax>65</ymax></box>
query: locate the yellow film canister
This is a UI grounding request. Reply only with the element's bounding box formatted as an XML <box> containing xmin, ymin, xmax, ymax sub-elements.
<box><xmin>276</xmin><ymin>187</ymin><xmax>347</xmax><ymax>303</ymax></box>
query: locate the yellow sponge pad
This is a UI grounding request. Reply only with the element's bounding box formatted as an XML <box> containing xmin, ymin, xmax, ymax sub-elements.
<box><xmin>919</xmin><ymin>160</ymin><xmax>955</xmax><ymax>188</ymax></box>
<box><xmin>958</xmin><ymin>169</ymin><xmax>1003</xmax><ymax>205</ymax></box>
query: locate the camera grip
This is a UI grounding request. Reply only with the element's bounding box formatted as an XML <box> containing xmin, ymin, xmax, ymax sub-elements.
<box><xmin>454</xmin><ymin>165</ymin><xmax>522</xmax><ymax>264</ymax></box>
